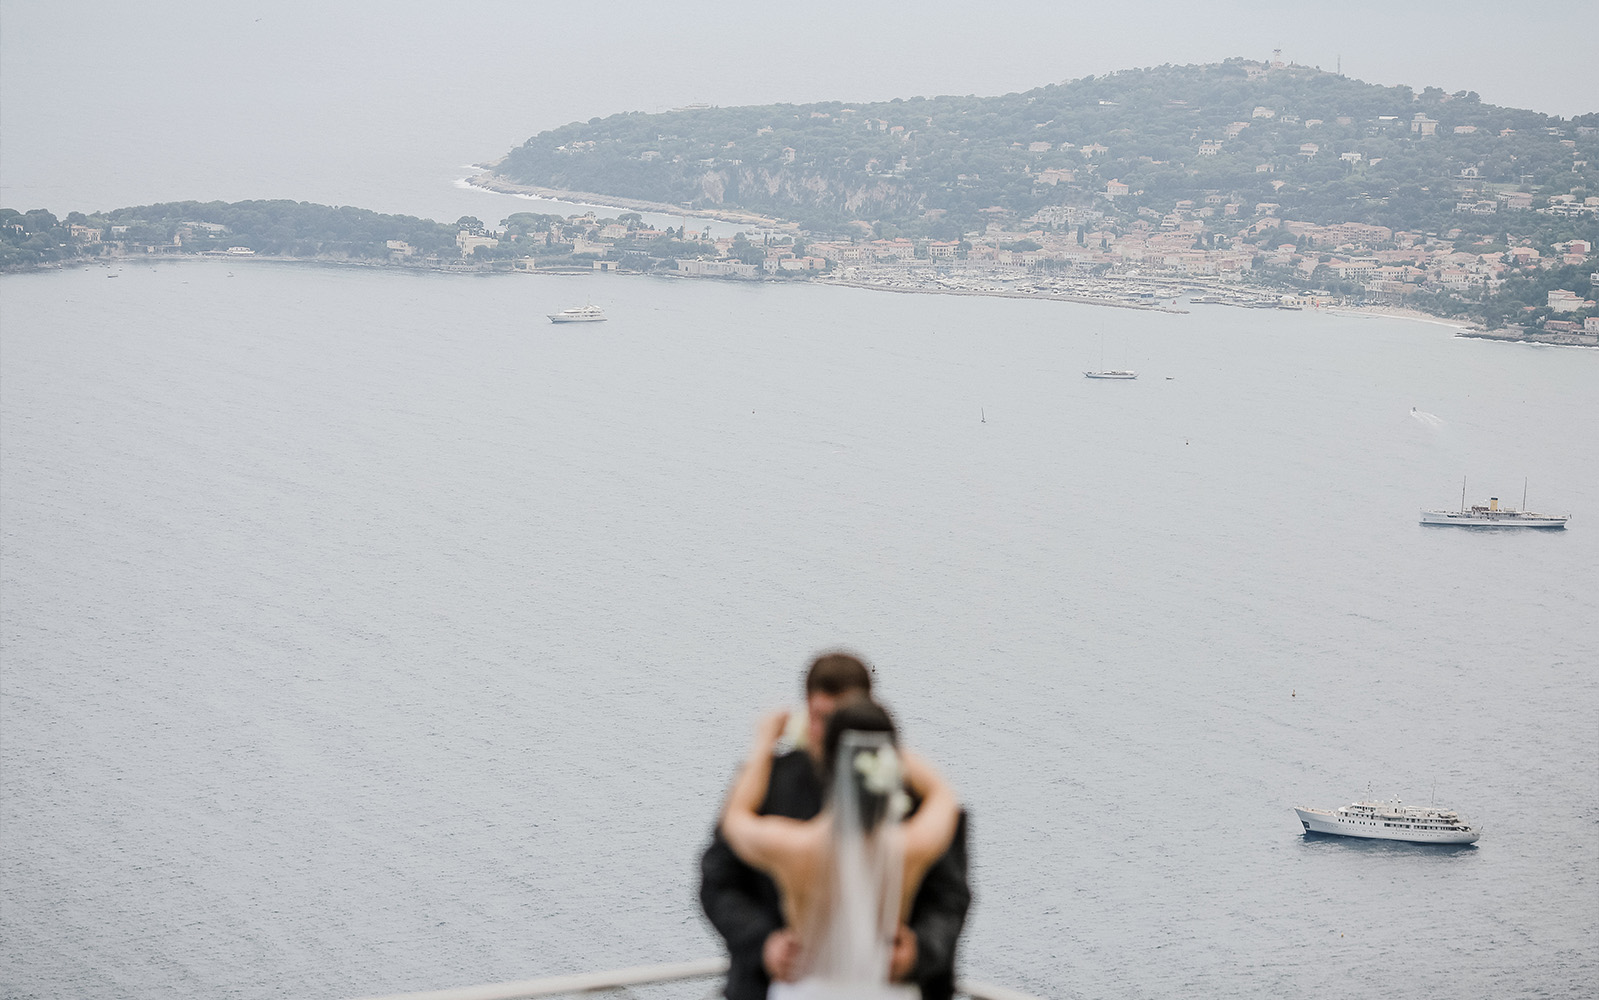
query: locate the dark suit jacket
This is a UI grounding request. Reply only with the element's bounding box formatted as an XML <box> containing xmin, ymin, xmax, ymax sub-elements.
<box><xmin>699</xmin><ymin>750</ymin><xmax>971</xmax><ymax>1000</ymax></box>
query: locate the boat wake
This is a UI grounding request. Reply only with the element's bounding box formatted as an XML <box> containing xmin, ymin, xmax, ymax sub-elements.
<box><xmin>1409</xmin><ymin>407</ymin><xmax>1445</xmax><ymax>428</ymax></box>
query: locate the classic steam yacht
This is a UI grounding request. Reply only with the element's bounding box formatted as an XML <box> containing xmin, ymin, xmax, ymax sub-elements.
<box><xmin>548</xmin><ymin>304</ymin><xmax>607</xmax><ymax>323</ymax></box>
<box><xmin>1420</xmin><ymin>479</ymin><xmax>1568</xmax><ymax>528</ymax></box>
<box><xmin>1294</xmin><ymin>798</ymin><xmax>1480</xmax><ymax>844</ymax></box>
<box><xmin>1420</xmin><ymin>497</ymin><xmax>1569</xmax><ymax>528</ymax></box>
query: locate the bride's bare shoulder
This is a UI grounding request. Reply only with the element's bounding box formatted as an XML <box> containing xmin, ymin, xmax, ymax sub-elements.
<box><xmin>725</xmin><ymin>811</ymin><xmax>828</xmax><ymax>872</ymax></box>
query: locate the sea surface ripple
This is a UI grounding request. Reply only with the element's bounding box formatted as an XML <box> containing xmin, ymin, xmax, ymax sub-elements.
<box><xmin>2</xmin><ymin>262</ymin><xmax>1595</xmax><ymax>999</ymax></box>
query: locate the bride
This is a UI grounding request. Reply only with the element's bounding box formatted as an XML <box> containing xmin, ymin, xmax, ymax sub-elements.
<box><xmin>720</xmin><ymin>698</ymin><xmax>961</xmax><ymax>998</ymax></box>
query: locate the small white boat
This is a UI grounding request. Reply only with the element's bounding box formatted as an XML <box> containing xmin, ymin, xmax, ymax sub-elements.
<box><xmin>1083</xmin><ymin>370</ymin><xmax>1138</xmax><ymax>379</ymax></box>
<box><xmin>1421</xmin><ymin>479</ymin><xmax>1568</xmax><ymax>529</ymax></box>
<box><xmin>548</xmin><ymin>304</ymin><xmax>607</xmax><ymax>323</ymax></box>
<box><xmin>1295</xmin><ymin>798</ymin><xmax>1479</xmax><ymax>844</ymax></box>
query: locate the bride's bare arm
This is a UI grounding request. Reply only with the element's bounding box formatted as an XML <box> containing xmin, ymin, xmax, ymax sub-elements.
<box><xmin>719</xmin><ymin>710</ymin><xmax>803</xmax><ymax>872</ymax></box>
<box><xmin>899</xmin><ymin>750</ymin><xmax>960</xmax><ymax>876</ymax></box>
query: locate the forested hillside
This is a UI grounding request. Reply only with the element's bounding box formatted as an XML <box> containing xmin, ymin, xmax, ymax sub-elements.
<box><xmin>494</xmin><ymin>58</ymin><xmax>1598</xmax><ymax>240</ymax></box>
<box><xmin>0</xmin><ymin>201</ymin><xmax>460</xmax><ymax>269</ymax></box>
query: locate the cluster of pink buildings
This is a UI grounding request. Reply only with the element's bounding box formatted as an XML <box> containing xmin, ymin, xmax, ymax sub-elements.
<box><xmin>796</xmin><ymin>214</ymin><xmax>1593</xmax><ymax>308</ymax></box>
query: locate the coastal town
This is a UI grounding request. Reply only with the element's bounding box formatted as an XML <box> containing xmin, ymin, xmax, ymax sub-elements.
<box><xmin>441</xmin><ymin>181</ymin><xmax>1599</xmax><ymax>345</ymax></box>
<box><xmin>8</xmin><ymin>54</ymin><xmax>1597</xmax><ymax>345</ymax></box>
<box><xmin>9</xmin><ymin>195</ymin><xmax>1595</xmax><ymax>346</ymax></box>
<box><xmin>472</xmin><ymin>57</ymin><xmax>1598</xmax><ymax>345</ymax></box>
<box><xmin>9</xmin><ymin>53</ymin><xmax>1597</xmax><ymax>346</ymax></box>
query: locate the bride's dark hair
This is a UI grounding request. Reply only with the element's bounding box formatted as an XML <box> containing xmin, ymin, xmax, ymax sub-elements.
<box><xmin>821</xmin><ymin>698</ymin><xmax>900</xmax><ymax>831</ymax></box>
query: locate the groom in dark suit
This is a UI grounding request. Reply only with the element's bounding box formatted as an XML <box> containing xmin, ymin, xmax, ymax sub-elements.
<box><xmin>699</xmin><ymin>652</ymin><xmax>971</xmax><ymax>1000</ymax></box>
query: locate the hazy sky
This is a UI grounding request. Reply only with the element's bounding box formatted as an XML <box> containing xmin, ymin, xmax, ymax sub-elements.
<box><xmin>3</xmin><ymin>1</ymin><xmax>1594</xmax><ymax>217</ymax></box>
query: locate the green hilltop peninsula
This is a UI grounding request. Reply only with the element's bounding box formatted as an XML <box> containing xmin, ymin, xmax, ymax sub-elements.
<box><xmin>6</xmin><ymin>59</ymin><xmax>1596</xmax><ymax>340</ymax></box>
<box><xmin>480</xmin><ymin>57</ymin><xmax>1598</xmax><ymax>337</ymax></box>
<box><xmin>493</xmin><ymin>58</ymin><xmax>1597</xmax><ymax>240</ymax></box>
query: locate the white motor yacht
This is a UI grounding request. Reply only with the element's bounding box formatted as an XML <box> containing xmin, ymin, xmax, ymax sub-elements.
<box><xmin>548</xmin><ymin>304</ymin><xmax>607</xmax><ymax>323</ymax></box>
<box><xmin>1294</xmin><ymin>798</ymin><xmax>1479</xmax><ymax>844</ymax></box>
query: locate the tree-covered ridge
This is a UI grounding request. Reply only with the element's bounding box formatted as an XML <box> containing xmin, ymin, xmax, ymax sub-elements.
<box><xmin>0</xmin><ymin>200</ymin><xmax>461</xmax><ymax>269</ymax></box>
<box><xmin>0</xmin><ymin>200</ymin><xmax>761</xmax><ymax>276</ymax></box>
<box><xmin>495</xmin><ymin>59</ymin><xmax>1598</xmax><ymax>238</ymax></box>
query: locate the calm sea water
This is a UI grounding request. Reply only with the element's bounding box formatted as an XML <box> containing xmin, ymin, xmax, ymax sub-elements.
<box><xmin>2</xmin><ymin>261</ymin><xmax>1596</xmax><ymax>999</ymax></box>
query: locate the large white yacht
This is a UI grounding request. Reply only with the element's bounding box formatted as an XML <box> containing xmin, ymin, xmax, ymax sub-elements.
<box><xmin>548</xmin><ymin>303</ymin><xmax>607</xmax><ymax>323</ymax></box>
<box><xmin>1083</xmin><ymin>370</ymin><xmax>1138</xmax><ymax>379</ymax></box>
<box><xmin>1419</xmin><ymin>498</ymin><xmax>1569</xmax><ymax>528</ymax></box>
<box><xmin>1294</xmin><ymin>798</ymin><xmax>1480</xmax><ymax>844</ymax></box>
<box><xmin>1421</xmin><ymin>479</ymin><xmax>1569</xmax><ymax>529</ymax></box>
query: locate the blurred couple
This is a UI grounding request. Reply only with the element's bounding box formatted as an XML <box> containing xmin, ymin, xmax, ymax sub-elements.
<box><xmin>700</xmin><ymin>652</ymin><xmax>970</xmax><ymax>1000</ymax></box>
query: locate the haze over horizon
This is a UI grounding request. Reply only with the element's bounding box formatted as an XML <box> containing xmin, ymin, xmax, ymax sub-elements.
<box><xmin>2</xmin><ymin>1</ymin><xmax>1594</xmax><ymax>219</ymax></box>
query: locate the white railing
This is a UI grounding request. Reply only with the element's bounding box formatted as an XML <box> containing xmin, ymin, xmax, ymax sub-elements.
<box><xmin>349</xmin><ymin>958</ymin><xmax>1042</xmax><ymax>1000</ymax></box>
<box><xmin>347</xmin><ymin>958</ymin><xmax>727</xmax><ymax>1000</ymax></box>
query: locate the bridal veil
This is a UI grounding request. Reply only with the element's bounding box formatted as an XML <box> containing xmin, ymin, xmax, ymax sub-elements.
<box><xmin>775</xmin><ymin>729</ymin><xmax>916</xmax><ymax>998</ymax></box>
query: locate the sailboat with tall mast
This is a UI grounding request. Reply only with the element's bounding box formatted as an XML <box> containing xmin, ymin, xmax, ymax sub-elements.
<box><xmin>1084</xmin><ymin>334</ymin><xmax>1137</xmax><ymax>379</ymax></box>
<box><xmin>1420</xmin><ymin>477</ymin><xmax>1570</xmax><ymax>528</ymax></box>
<box><xmin>1083</xmin><ymin>369</ymin><xmax>1138</xmax><ymax>379</ymax></box>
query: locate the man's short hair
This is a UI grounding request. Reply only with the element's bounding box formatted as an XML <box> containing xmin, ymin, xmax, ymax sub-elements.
<box><xmin>805</xmin><ymin>652</ymin><xmax>873</xmax><ymax>697</ymax></box>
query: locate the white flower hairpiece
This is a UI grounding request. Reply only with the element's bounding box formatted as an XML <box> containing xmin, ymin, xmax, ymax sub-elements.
<box><xmin>853</xmin><ymin>745</ymin><xmax>902</xmax><ymax>795</ymax></box>
<box><xmin>888</xmin><ymin>790</ymin><xmax>912</xmax><ymax>822</ymax></box>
